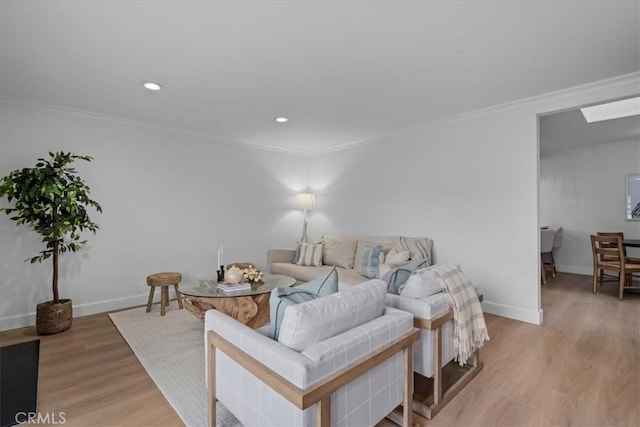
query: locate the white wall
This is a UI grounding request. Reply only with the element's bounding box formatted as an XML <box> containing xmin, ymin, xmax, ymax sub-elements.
<box><xmin>0</xmin><ymin>100</ymin><xmax>308</xmax><ymax>330</ymax></box>
<box><xmin>307</xmin><ymin>74</ymin><xmax>640</xmax><ymax>324</ymax></box>
<box><xmin>540</xmin><ymin>141</ymin><xmax>640</xmax><ymax>274</ymax></box>
<box><xmin>1</xmin><ymin>74</ymin><xmax>638</xmax><ymax>330</ymax></box>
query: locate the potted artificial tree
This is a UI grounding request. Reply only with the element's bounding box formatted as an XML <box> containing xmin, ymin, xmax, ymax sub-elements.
<box><xmin>0</xmin><ymin>152</ymin><xmax>102</xmax><ymax>335</ymax></box>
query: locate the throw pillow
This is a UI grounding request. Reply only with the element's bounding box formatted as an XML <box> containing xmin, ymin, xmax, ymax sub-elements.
<box><xmin>378</xmin><ymin>261</ymin><xmax>409</xmax><ymax>280</ymax></box>
<box><xmin>385</xmin><ymin>248</ymin><xmax>410</xmax><ymax>263</ymax></box>
<box><xmin>361</xmin><ymin>244</ymin><xmax>383</xmax><ymax>279</ymax></box>
<box><xmin>296</xmin><ymin>242</ymin><xmax>323</xmax><ymax>267</ymax></box>
<box><xmin>322</xmin><ymin>238</ymin><xmax>358</xmax><ymax>269</ymax></box>
<box><xmin>292</xmin><ymin>242</ymin><xmax>302</xmax><ymax>263</ymax></box>
<box><xmin>382</xmin><ymin>259</ymin><xmax>428</xmax><ymax>295</ymax></box>
<box><xmin>353</xmin><ymin>238</ymin><xmax>394</xmax><ymax>271</ymax></box>
<box><xmin>268</xmin><ymin>267</ymin><xmax>338</xmax><ymax>339</ymax></box>
<box><xmin>400</xmin><ymin>271</ymin><xmax>444</xmax><ymax>299</ymax></box>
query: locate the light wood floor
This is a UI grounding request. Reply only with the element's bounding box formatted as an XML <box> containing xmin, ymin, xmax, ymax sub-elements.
<box><xmin>1</xmin><ymin>273</ymin><xmax>638</xmax><ymax>426</ymax></box>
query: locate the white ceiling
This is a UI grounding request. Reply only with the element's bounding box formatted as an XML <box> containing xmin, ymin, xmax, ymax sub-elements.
<box><xmin>540</xmin><ymin>102</ymin><xmax>640</xmax><ymax>155</ymax></box>
<box><xmin>1</xmin><ymin>1</ymin><xmax>639</xmax><ymax>155</ymax></box>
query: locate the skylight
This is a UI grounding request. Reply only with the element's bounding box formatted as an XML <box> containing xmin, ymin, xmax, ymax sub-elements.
<box><xmin>580</xmin><ymin>97</ymin><xmax>640</xmax><ymax>123</ymax></box>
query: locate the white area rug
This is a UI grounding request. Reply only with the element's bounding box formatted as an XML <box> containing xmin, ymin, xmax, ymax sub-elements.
<box><xmin>109</xmin><ymin>306</ymin><xmax>240</xmax><ymax>427</ymax></box>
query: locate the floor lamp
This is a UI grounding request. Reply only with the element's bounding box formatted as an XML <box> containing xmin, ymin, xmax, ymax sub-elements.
<box><xmin>294</xmin><ymin>193</ymin><xmax>315</xmax><ymax>243</ymax></box>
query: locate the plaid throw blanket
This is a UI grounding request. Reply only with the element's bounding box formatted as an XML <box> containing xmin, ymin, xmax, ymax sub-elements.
<box><xmin>425</xmin><ymin>264</ymin><xmax>489</xmax><ymax>365</ymax></box>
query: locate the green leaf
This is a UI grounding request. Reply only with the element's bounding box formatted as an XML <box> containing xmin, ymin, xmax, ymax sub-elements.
<box><xmin>0</xmin><ymin>151</ymin><xmax>101</xmax><ymax>272</ymax></box>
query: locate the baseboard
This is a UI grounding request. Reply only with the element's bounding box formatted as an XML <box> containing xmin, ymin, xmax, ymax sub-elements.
<box><xmin>556</xmin><ymin>264</ymin><xmax>592</xmax><ymax>276</ymax></box>
<box><xmin>481</xmin><ymin>300</ymin><xmax>543</xmax><ymax>325</ymax></box>
<box><xmin>0</xmin><ymin>294</ymin><xmax>149</xmax><ymax>332</ymax></box>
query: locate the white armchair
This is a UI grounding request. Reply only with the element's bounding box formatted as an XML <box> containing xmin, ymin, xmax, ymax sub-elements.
<box><xmin>205</xmin><ymin>280</ymin><xmax>420</xmax><ymax>427</ymax></box>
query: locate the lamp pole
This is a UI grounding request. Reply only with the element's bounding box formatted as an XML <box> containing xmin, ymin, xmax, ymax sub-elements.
<box><xmin>301</xmin><ymin>209</ymin><xmax>309</xmax><ymax>243</ymax></box>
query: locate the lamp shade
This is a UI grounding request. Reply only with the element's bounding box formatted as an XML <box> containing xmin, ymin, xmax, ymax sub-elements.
<box><xmin>294</xmin><ymin>193</ymin><xmax>315</xmax><ymax>211</ymax></box>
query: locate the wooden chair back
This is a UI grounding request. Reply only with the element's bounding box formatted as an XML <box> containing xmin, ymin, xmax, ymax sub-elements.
<box><xmin>596</xmin><ymin>232</ymin><xmax>627</xmax><ymax>257</ymax></box>
<box><xmin>591</xmin><ymin>234</ymin><xmax>624</xmax><ymax>267</ymax></box>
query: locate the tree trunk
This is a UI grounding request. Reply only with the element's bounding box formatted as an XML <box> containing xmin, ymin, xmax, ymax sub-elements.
<box><xmin>52</xmin><ymin>207</ymin><xmax>59</xmax><ymax>303</ymax></box>
<box><xmin>52</xmin><ymin>243</ymin><xmax>59</xmax><ymax>303</ymax></box>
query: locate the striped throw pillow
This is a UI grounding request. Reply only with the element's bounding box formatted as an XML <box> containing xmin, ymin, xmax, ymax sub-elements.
<box><xmin>296</xmin><ymin>243</ymin><xmax>323</xmax><ymax>267</ymax></box>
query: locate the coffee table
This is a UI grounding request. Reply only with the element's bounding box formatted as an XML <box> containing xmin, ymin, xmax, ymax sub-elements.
<box><xmin>179</xmin><ymin>273</ymin><xmax>296</xmax><ymax>328</ymax></box>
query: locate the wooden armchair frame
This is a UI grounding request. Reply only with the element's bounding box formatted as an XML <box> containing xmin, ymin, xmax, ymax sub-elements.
<box><xmin>388</xmin><ymin>295</ymin><xmax>484</xmax><ymax>422</ymax></box>
<box><xmin>207</xmin><ymin>328</ymin><xmax>421</xmax><ymax>427</ymax></box>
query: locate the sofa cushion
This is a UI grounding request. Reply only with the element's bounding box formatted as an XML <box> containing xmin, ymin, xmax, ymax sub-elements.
<box><xmin>361</xmin><ymin>244</ymin><xmax>383</xmax><ymax>279</ymax></box>
<box><xmin>269</xmin><ymin>267</ymin><xmax>339</xmax><ymax>339</ymax></box>
<box><xmin>322</xmin><ymin>238</ymin><xmax>358</xmax><ymax>269</ymax></box>
<box><xmin>277</xmin><ymin>279</ymin><xmax>387</xmax><ymax>351</ymax></box>
<box><xmin>385</xmin><ymin>248</ymin><xmax>410</xmax><ymax>263</ymax></box>
<box><xmin>337</xmin><ymin>268</ymin><xmax>370</xmax><ymax>286</ymax></box>
<box><xmin>383</xmin><ymin>259</ymin><xmax>428</xmax><ymax>295</ymax></box>
<box><xmin>296</xmin><ymin>242</ymin><xmax>323</xmax><ymax>267</ymax></box>
<box><xmin>401</xmin><ymin>236</ymin><xmax>433</xmax><ymax>264</ymax></box>
<box><xmin>271</xmin><ymin>263</ymin><xmax>334</xmax><ymax>282</ymax></box>
<box><xmin>353</xmin><ymin>237</ymin><xmax>398</xmax><ymax>271</ymax></box>
<box><xmin>400</xmin><ymin>270</ymin><xmax>444</xmax><ymax>299</ymax></box>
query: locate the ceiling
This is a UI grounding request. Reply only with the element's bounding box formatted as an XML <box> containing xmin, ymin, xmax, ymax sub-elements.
<box><xmin>540</xmin><ymin>103</ymin><xmax>640</xmax><ymax>155</ymax></box>
<box><xmin>1</xmin><ymin>1</ymin><xmax>639</xmax><ymax>155</ymax></box>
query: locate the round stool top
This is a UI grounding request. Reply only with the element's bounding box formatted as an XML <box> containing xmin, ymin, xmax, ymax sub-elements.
<box><xmin>147</xmin><ymin>272</ymin><xmax>182</xmax><ymax>286</ymax></box>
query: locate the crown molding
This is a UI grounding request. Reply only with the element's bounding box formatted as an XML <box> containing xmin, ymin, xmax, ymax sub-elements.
<box><xmin>3</xmin><ymin>71</ymin><xmax>638</xmax><ymax>158</ymax></box>
<box><xmin>0</xmin><ymin>95</ymin><xmax>308</xmax><ymax>157</ymax></box>
<box><xmin>306</xmin><ymin>71</ymin><xmax>640</xmax><ymax>156</ymax></box>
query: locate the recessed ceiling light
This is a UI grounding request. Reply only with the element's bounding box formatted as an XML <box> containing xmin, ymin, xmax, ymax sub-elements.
<box><xmin>142</xmin><ymin>81</ymin><xmax>163</xmax><ymax>91</ymax></box>
<box><xmin>580</xmin><ymin>97</ymin><xmax>640</xmax><ymax>123</ymax></box>
<box><xmin>275</xmin><ymin>116</ymin><xmax>288</xmax><ymax>123</ymax></box>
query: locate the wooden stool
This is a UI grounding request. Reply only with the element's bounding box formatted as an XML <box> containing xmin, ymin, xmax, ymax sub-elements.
<box><xmin>146</xmin><ymin>272</ymin><xmax>183</xmax><ymax>316</ymax></box>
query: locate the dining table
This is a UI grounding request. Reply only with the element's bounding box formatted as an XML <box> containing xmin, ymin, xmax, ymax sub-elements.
<box><xmin>622</xmin><ymin>239</ymin><xmax>640</xmax><ymax>248</ymax></box>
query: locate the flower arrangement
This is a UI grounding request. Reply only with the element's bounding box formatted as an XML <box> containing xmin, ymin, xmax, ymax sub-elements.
<box><xmin>240</xmin><ymin>264</ymin><xmax>264</xmax><ymax>283</ymax></box>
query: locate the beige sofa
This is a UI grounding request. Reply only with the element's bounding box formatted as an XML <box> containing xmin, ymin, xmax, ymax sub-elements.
<box><xmin>267</xmin><ymin>234</ymin><xmax>433</xmax><ymax>284</ymax></box>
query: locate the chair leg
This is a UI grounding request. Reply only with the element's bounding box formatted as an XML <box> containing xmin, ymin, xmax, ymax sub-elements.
<box><xmin>174</xmin><ymin>284</ymin><xmax>184</xmax><ymax>309</ymax></box>
<box><xmin>592</xmin><ymin>268</ymin><xmax>598</xmax><ymax>294</ymax></box>
<box><xmin>550</xmin><ymin>252</ymin><xmax>557</xmax><ymax>277</ymax></box>
<box><xmin>146</xmin><ymin>286</ymin><xmax>155</xmax><ymax>312</ymax></box>
<box><xmin>599</xmin><ymin>270</ymin><xmax>604</xmax><ymax>287</ymax></box>
<box><xmin>161</xmin><ymin>286</ymin><xmax>168</xmax><ymax>316</ymax></box>
<box><xmin>618</xmin><ymin>271</ymin><xmax>625</xmax><ymax>301</ymax></box>
<box><xmin>207</xmin><ymin>335</ymin><xmax>216</xmax><ymax>427</ymax></box>
<box><xmin>541</xmin><ymin>261</ymin><xmax>547</xmax><ymax>285</ymax></box>
<box><xmin>403</xmin><ymin>346</ymin><xmax>413</xmax><ymax>427</ymax></box>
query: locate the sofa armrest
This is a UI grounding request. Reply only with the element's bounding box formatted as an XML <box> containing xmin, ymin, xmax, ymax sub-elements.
<box><xmin>267</xmin><ymin>248</ymin><xmax>296</xmax><ymax>272</ymax></box>
<box><xmin>205</xmin><ymin>309</ymin><xmax>311</xmax><ymax>387</ymax></box>
<box><xmin>385</xmin><ymin>292</ymin><xmax>451</xmax><ymax>322</ymax></box>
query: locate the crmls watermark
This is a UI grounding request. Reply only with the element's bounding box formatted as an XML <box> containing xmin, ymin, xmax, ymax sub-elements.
<box><xmin>15</xmin><ymin>412</ymin><xmax>66</xmax><ymax>424</ymax></box>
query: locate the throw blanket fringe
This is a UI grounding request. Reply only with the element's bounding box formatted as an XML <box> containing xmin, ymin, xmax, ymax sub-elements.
<box><xmin>425</xmin><ymin>264</ymin><xmax>489</xmax><ymax>365</ymax></box>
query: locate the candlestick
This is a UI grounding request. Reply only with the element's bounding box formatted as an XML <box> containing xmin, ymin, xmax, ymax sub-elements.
<box><xmin>217</xmin><ymin>248</ymin><xmax>220</xmax><ymax>268</ymax></box>
<box><xmin>221</xmin><ymin>244</ymin><xmax>224</xmax><ymax>267</ymax></box>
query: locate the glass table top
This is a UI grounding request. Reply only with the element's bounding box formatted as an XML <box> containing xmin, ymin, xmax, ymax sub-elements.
<box><xmin>179</xmin><ymin>273</ymin><xmax>296</xmax><ymax>298</ymax></box>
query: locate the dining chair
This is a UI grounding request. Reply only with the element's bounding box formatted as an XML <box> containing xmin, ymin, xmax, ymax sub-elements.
<box><xmin>590</xmin><ymin>234</ymin><xmax>640</xmax><ymax>300</ymax></box>
<box><xmin>540</xmin><ymin>228</ymin><xmax>556</xmax><ymax>285</ymax></box>
<box><xmin>596</xmin><ymin>232</ymin><xmax>640</xmax><ymax>261</ymax></box>
<box><xmin>596</xmin><ymin>232</ymin><xmax>640</xmax><ymax>283</ymax></box>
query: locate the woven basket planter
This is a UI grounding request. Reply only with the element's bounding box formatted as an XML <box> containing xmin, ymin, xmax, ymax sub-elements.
<box><xmin>36</xmin><ymin>299</ymin><xmax>73</xmax><ymax>335</ymax></box>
